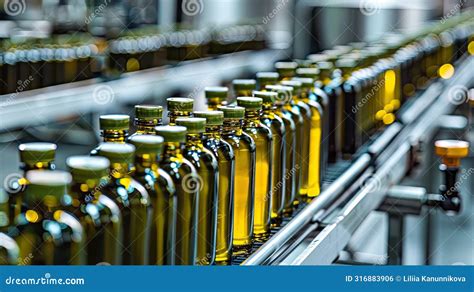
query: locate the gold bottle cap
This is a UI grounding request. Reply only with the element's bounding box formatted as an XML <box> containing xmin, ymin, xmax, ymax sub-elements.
<box><xmin>99</xmin><ymin>114</ymin><xmax>130</xmax><ymax>131</ymax></box>
<box><xmin>435</xmin><ymin>140</ymin><xmax>470</xmax><ymax>167</ymax></box>
<box><xmin>19</xmin><ymin>142</ymin><xmax>57</xmax><ymax>164</ymax></box>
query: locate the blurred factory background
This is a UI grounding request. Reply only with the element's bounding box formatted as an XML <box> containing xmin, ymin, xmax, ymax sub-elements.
<box><xmin>0</xmin><ymin>0</ymin><xmax>473</xmax><ymax>265</ymax></box>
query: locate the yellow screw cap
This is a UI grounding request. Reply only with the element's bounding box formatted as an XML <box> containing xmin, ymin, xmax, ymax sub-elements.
<box><xmin>434</xmin><ymin>140</ymin><xmax>469</xmax><ymax>167</ymax></box>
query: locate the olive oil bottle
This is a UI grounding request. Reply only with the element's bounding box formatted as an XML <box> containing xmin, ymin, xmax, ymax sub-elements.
<box><xmin>292</xmin><ymin>77</ymin><xmax>324</xmax><ymax>200</ymax></box>
<box><xmin>129</xmin><ymin>135</ymin><xmax>177</xmax><ymax>265</ymax></box>
<box><xmin>256</xmin><ymin>72</ymin><xmax>279</xmax><ymax>90</ymax></box>
<box><xmin>236</xmin><ymin>97</ymin><xmax>273</xmax><ymax>241</ymax></box>
<box><xmin>99</xmin><ymin>114</ymin><xmax>130</xmax><ymax>142</ymax></box>
<box><xmin>232</xmin><ymin>79</ymin><xmax>257</xmax><ymax>100</ymax></box>
<box><xmin>205</xmin><ymin>86</ymin><xmax>229</xmax><ymax>110</ymax></box>
<box><xmin>192</xmin><ymin>111</ymin><xmax>235</xmax><ymax>264</ymax></box>
<box><xmin>66</xmin><ymin>156</ymin><xmax>123</xmax><ymax>265</ymax></box>
<box><xmin>11</xmin><ymin>170</ymin><xmax>85</xmax><ymax>265</ymax></box>
<box><xmin>9</xmin><ymin>143</ymin><xmax>57</xmax><ymax>224</ymax></box>
<box><xmin>167</xmin><ymin>97</ymin><xmax>194</xmax><ymax>125</ymax></box>
<box><xmin>97</xmin><ymin>143</ymin><xmax>152</xmax><ymax>265</ymax></box>
<box><xmin>266</xmin><ymin>85</ymin><xmax>301</xmax><ymax>215</ymax></box>
<box><xmin>280</xmin><ymin>80</ymin><xmax>312</xmax><ymax>203</ymax></box>
<box><xmin>131</xmin><ymin>105</ymin><xmax>163</xmax><ymax>137</ymax></box>
<box><xmin>176</xmin><ymin>117</ymin><xmax>219</xmax><ymax>265</ymax></box>
<box><xmin>218</xmin><ymin>105</ymin><xmax>256</xmax><ymax>256</ymax></box>
<box><xmin>275</xmin><ymin>61</ymin><xmax>298</xmax><ymax>81</ymax></box>
<box><xmin>155</xmin><ymin>126</ymin><xmax>199</xmax><ymax>265</ymax></box>
<box><xmin>253</xmin><ymin>91</ymin><xmax>286</xmax><ymax>226</ymax></box>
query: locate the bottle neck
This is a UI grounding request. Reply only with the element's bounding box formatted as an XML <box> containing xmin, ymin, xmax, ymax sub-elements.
<box><xmin>109</xmin><ymin>162</ymin><xmax>132</xmax><ymax>178</ymax></box>
<box><xmin>262</xmin><ymin>102</ymin><xmax>277</xmax><ymax>117</ymax></box>
<box><xmin>135</xmin><ymin>119</ymin><xmax>162</xmax><ymax>135</ymax></box>
<box><xmin>134</xmin><ymin>154</ymin><xmax>160</xmax><ymax>173</ymax></box>
<box><xmin>22</xmin><ymin>161</ymin><xmax>54</xmax><ymax>173</ymax></box>
<box><xmin>243</xmin><ymin>109</ymin><xmax>262</xmax><ymax>126</ymax></box>
<box><xmin>186</xmin><ymin>133</ymin><xmax>205</xmax><ymax>150</ymax></box>
<box><xmin>204</xmin><ymin>125</ymin><xmax>222</xmax><ymax>139</ymax></box>
<box><xmin>102</xmin><ymin>130</ymin><xmax>128</xmax><ymax>143</ymax></box>
<box><xmin>163</xmin><ymin>142</ymin><xmax>184</xmax><ymax>158</ymax></box>
<box><xmin>207</xmin><ymin>98</ymin><xmax>225</xmax><ymax>110</ymax></box>
<box><xmin>223</xmin><ymin>119</ymin><xmax>243</xmax><ymax>136</ymax></box>
<box><xmin>168</xmin><ymin>111</ymin><xmax>192</xmax><ymax>125</ymax></box>
<box><xmin>70</xmin><ymin>177</ymin><xmax>104</xmax><ymax>204</ymax></box>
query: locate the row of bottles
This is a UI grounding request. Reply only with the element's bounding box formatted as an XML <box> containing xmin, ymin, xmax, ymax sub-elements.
<box><xmin>0</xmin><ymin>34</ymin><xmax>99</xmax><ymax>95</ymax></box>
<box><xmin>1</xmin><ymin>11</ymin><xmax>473</xmax><ymax>265</ymax></box>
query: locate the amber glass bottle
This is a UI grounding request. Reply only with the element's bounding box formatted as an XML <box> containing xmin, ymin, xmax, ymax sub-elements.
<box><xmin>192</xmin><ymin>111</ymin><xmax>235</xmax><ymax>264</ymax></box>
<box><xmin>67</xmin><ymin>156</ymin><xmax>122</xmax><ymax>265</ymax></box>
<box><xmin>8</xmin><ymin>143</ymin><xmax>57</xmax><ymax>224</ymax></box>
<box><xmin>237</xmin><ymin>97</ymin><xmax>273</xmax><ymax>241</ymax></box>
<box><xmin>97</xmin><ymin>142</ymin><xmax>152</xmax><ymax>265</ymax></box>
<box><xmin>218</xmin><ymin>105</ymin><xmax>256</xmax><ymax>256</ymax></box>
<box><xmin>129</xmin><ymin>135</ymin><xmax>177</xmax><ymax>265</ymax></box>
<box><xmin>167</xmin><ymin>98</ymin><xmax>194</xmax><ymax>125</ymax></box>
<box><xmin>205</xmin><ymin>86</ymin><xmax>229</xmax><ymax>110</ymax></box>
<box><xmin>131</xmin><ymin>105</ymin><xmax>163</xmax><ymax>137</ymax></box>
<box><xmin>11</xmin><ymin>170</ymin><xmax>85</xmax><ymax>265</ymax></box>
<box><xmin>253</xmin><ymin>91</ymin><xmax>286</xmax><ymax>226</ymax></box>
<box><xmin>266</xmin><ymin>85</ymin><xmax>301</xmax><ymax>215</ymax></box>
<box><xmin>176</xmin><ymin>117</ymin><xmax>219</xmax><ymax>265</ymax></box>
<box><xmin>155</xmin><ymin>126</ymin><xmax>199</xmax><ymax>265</ymax></box>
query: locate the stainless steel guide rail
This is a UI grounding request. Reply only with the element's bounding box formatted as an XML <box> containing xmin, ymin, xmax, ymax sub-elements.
<box><xmin>244</xmin><ymin>55</ymin><xmax>474</xmax><ymax>265</ymax></box>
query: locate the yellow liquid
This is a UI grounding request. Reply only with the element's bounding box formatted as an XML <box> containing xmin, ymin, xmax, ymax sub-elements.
<box><xmin>222</xmin><ymin>128</ymin><xmax>255</xmax><ymax>255</ymax></box>
<box><xmin>261</xmin><ymin>111</ymin><xmax>286</xmax><ymax>226</ymax></box>
<box><xmin>294</xmin><ymin>101</ymin><xmax>312</xmax><ymax>198</ymax></box>
<box><xmin>201</xmin><ymin>131</ymin><xmax>235</xmax><ymax>265</ymax></box>
<box><xmin>160</xmin><ymin>145</ymin><xmax>198</xmax><ymax>265</ymax></box>
<box><xmin>305</xmin><ymin>100</ymin><xmax>323</xmax><ymax>199</ymax></box>
<box><xmin>242</xmin><ymin>120</ymin><xmax>272</xmax><ymax>241</ymax></box>
<box><xmin>275</xmin><ymin>109</ymin><xmax>297</xmax><ymax>215</ymax></box>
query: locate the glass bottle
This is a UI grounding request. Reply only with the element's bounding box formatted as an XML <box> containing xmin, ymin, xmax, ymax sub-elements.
<box><xmin>205</xmin><ymin>86</ymin><xmax>229</xmax><ymax>110</ymax></box>
<box><xmin>292</xmin><ymin>77</ymin><xmax>324</xmax><ymax>200</ymax></box>
<box><xmin>131</xmin><ymin>104</ymin><xmax>163</xmax><ymax>137</ymax></box>
<box><xmin>218</xmin><ymin>106</ymin><xmax>256</xmax><ymax>256</ymax></box>
<box><xmin>129</xmin><ymin>135</ymin><xmax>177</xmax><ymax>265</ymax></box>
<box><xmin>0</xmin><ymin>232</ymin><xmax>19</xmax><ymax>265</ymax></box>
<box><xmin>10</xmin><ymin>170</ymin><xmax>85</xmax><ymax>265</ymax></box>
<box><xmin>296</xmin><ymin>67</ymin><xmax>330</xmax><ymax>177</ymax></box>
<box><xmin>266</xmin><ymin>85</ymin><xmax>301</xmax><ymax>215</ymax></box>
<box><xmin>280</xmin><ymin>80</ymin><xmax>312</xmax><ymax>203</ymax></box>
<box><xmin>192</xmin><ymin>111</ymin><xmax>235</xmax><ymax>264</ymax></box>
<box><xmin>175</xmin><ymin>117</ymin><xmax>219</xmax><ymax>265</ymax></box>
<box><xmin>256</xmin><ymin>72</ymin><xmax>279</xmax><ymax>90</ymax></box>
<box><xmin>166</xmin><ymin>97</ymin><xmax>194</xmax><ymax>125</ymax></box>
<box><xmin>275</xmin><ymin>61</ymin><xmax>298</xmax><ymax>81</ymax></box>
<box><xmin>66</xmin><ymin>156</ymin><xmax>122</xmax><ymax>265</ymax></box>
<box><xmin>155</xmin><ymin>126</ymin><xmax>199</xmax><ymax>265</ymax></box>
<box><xmin>232</xmin><ymin>79</ymin><xmax>256</xmax><ymax>101</ymax></box>
<box><xmin>8</xmin><ymin>143</ymin><xmax>57</xmax><ymax>225</ymax></box>
<box><xmin>253</xmin><ymin>91</ymin><xmax>286</xmax><ymax>226</ymax></box>
<box><xmin>96</xmin><ymin>143</ymin><xmax>152</xmax><ymax>265</ymax></box>
<box><xmin>236</xmin><ymin>97</ymin><xmax>273</xmax><ymax>242</ymax></box>
<box><xmin>99</xmin><ymin>114</ymin><xmax>130</xmax><ymax>143</ymax></box>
